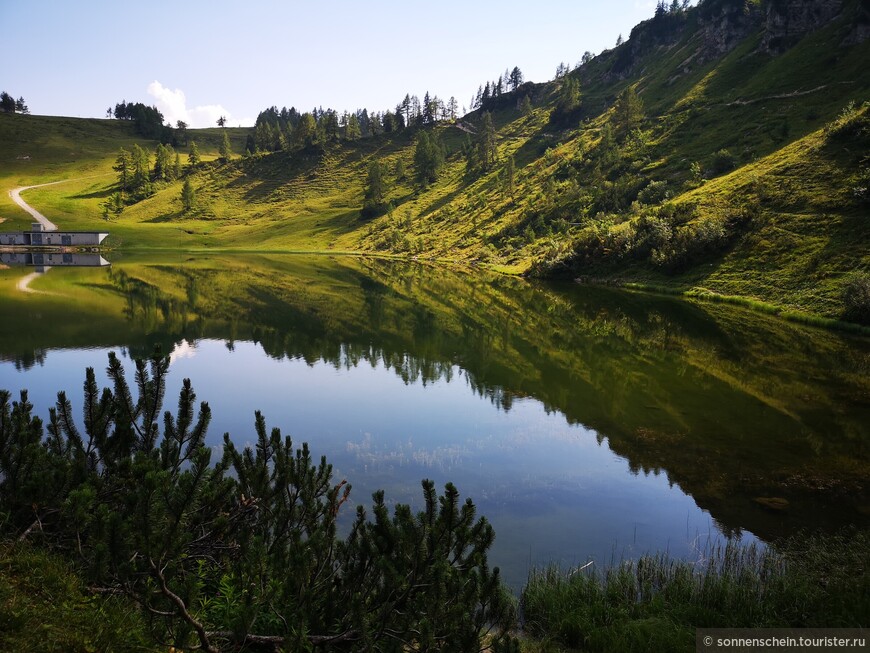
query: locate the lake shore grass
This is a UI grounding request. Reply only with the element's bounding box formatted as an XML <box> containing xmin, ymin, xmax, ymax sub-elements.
<box><xmin>617</xmin><ymin>281</ymin><xmax>870</xmax><ymax>336</ymax></box>
<box><xmin>520</xmin><ymin>529</ymin><xmax>869</xmax><ymax>653</ymax></box>
<box><xmin>3</xmin><ymin>529</ymin><xmax>866</xmax><ymax>652</ymax></box>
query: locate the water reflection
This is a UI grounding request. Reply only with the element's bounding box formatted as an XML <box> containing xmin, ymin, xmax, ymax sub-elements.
<box><xmin>1</xmin><ymin>250</ymin><xmax>110</xmax><ymax>268</ymax></box>
<box><xmin>0</xmin><ymin>253</ymin><xmax>867</xmax><ymax>586</ymax></box>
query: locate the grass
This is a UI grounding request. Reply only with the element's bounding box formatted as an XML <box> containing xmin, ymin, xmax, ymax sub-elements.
<box><xmin>520</xmin><ymin>530</ymin><xmax>870</xmax><ymax>653</ymax></box>
<box><xmin>1</xmin><ymin>2</ymin><xmax>869</xmax><ymax>326</ymax></box>
<box><xmin>0</xmin><ymin>542</ymin><xmax>153</xmax><ymax>652</ymax></box>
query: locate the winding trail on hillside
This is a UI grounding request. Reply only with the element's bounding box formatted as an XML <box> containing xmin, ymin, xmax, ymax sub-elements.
<box><xmin>8</xmin><ymin>180</ymin><xmax>67</xmax><ymax>231</ymax></box>
<box><xmin>8</xmin><ymin>173</ymin><xmax>113</xmax><ymax>231</ymax></box>
<box><xmin>15</xmin><ymin>271</ymin><xmax>47</xmax><ymax>294</ymax></box>
<box><xmin>6</xmin><ymin>175</ymin><xmax>110</xmax><ymax>294</ymax></box>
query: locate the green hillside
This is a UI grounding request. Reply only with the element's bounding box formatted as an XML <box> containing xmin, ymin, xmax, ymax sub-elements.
<box><xmin>1</xmin><ymin>0</ymin><xmax>868</xmax><ymax>323</ymax></box>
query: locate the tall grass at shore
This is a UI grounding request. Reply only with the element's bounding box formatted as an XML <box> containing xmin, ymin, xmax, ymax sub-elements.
<box><xmin>521</xmin><ymin>530</ymin><xmax>869</xmax><ymax>652</ymax></box>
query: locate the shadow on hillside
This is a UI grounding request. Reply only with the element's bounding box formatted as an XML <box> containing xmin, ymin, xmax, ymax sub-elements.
<box><xmin>512</xmin><ymin>134</ymin><xmax>552</xmax><ymax>168</ymax></box>
<box><xmin>321</xmin><ymin>209</ymin><xmax>366</xmax><ymax>235</ymax></box>
<box><xmin>69</xmin><ymin>188</ymin><xmax>114</xmax><ymax>200</ymax></box>
<box><xmin>144</xmin><ymin>210</ymin><xmax>185</xmax><ymax>223</ymax></box>
<box><xmin>419</xmin><ymin>186</ymin><xmax>467</xmax><ymax>219</ymax></box>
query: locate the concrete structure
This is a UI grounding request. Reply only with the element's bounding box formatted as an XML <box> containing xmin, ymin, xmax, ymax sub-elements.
<box><xmin>1</xmin><ymin>251</ymin><xmax>110</xmax><ymax>267</ymax></box>
<box><xmin>0</xmin><ymin>223</ymin><xmax>109</xmax><ymax>247</ymax></box>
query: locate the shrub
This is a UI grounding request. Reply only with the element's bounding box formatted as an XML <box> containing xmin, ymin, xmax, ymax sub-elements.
<box><xmin>842</xmin><ymin>272</ymin><xmax>870</xmax><ymax>324</ymax></box>
<box><xmin>0</xmin><ymin>354</ymin><xmax>518</xmax><ymax>652</ymax></box>
<box><xmin>825</xmin><ymin>101</ymin><xmax>869</xmax><ymax>140</ymax></box>
<box><xmin>637</xmin><ymin>180</ymin><xmax>670</xmax><ymax>205</ymax></box>
<box><xmin>710</xmin><ymin>148</ymin><xmax>737</xmax><ymax>175</ymax></box>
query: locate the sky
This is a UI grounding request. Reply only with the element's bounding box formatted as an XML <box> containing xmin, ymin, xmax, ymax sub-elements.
<box><xmin>0</xmin><ymin>0</ymin><xmax>667</xmax><ymax>128</ymax></box>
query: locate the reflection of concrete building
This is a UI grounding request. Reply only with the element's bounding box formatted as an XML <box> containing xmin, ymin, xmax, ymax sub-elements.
<box><xmin>0</xmin><ymin>223</ymin><xmax>108</xmax><ymax>247</ymax></box>
<box><xmin>0</xmin><ymin>251</ymin><xmax>110</xmax><ymax>267</ymax></box>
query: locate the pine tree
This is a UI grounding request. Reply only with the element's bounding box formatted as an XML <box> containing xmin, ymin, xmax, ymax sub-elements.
<box><xmin>181</xmin><ymin>177</ymin><xmax>196</xmax><ymax>212</ymax></box>
<box><xmin>346</xmin><ymin>114</ymin><xmax>361</xmax><ymax>140</ymax></box>
<box><xmin>131</xmin><ymin>144</ymin><xmax>152</xmax><ymax>200</ymax></box>
<box><xmin>413</xmin><ymin>132</ymin><xmax>444</xmax><ymax>186</ymax></box>
<box><xmin>509</xmin><ymin>66</ymin><xmax>524</xmax><ymax>91</ymax></box>
<box><xmin>615</xmin><ymin>86</ymin><xmax>644</xmax><ymax>136</ymax></box>
<box><xmin>362</xmin><ymin>160</ymin><xmax>389</xmax><ymax>218</ymax></box>
<box><xmin>219</xmin><ymin>130</ymin><xmax>232</xmax><ymax>162</ymax></box>
<box><xmin>188</xmin><ymin>141</ymin><xmax>201</xmax><ymax>168</ymax></box>
<box><xmin>503</xmin><ymin>156</ymin><xmax>516</xmax><ymax>199</ymax></box>
<box><xmin>394</xmin><ymin>157</ymin><xmax>406</xmax><ymax>181</ymax></box>
<box><xmin>477</xmin><ymin>112</ymin><xmax>498</xmax><ymax>171</ymax></box>
<box><xmin>447</xmin><ymin>96</ymin><xmax>459</xmax><ymax>121</ymax></box>
<box><xmin>101</xmin><ymin>191</ymin><xmax>124</xmax><ymax>219</ymax></box>
<box><xmin>550</xmin><ymin>76</ymin><xmax>581</xmax><ymax>125</ymax></box>
<box><xmin>113</xmin><ymin>147</ymin><xmax>134</xmax><ymax>195</ymax></box>
<box><xmin>294</xmin><ymin>113</ymin><xmax>316</xmax><ymax>149</ymax></box>
<box><xmin>153</xmin><ymin>144</ymin><xmax>170</xmax><ymax>181</ymax></box>
<box><xmin>520</xmin><ymin>95</ymin><xmax>533</xmax><ymax>116</ymax></box>
<box><xmin>0</xmin><ymin>92</ymin><xmax>15</xmax><ymax>113</ymax></box>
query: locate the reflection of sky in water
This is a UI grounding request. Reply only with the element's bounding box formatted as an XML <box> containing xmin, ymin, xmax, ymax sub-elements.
<box><xmin>0</xmin><ymin>338</ymin><xmax>755</xmax><ymax>590</ymax></box>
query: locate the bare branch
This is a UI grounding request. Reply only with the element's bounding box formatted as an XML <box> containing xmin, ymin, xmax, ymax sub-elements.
<box><xmin>148</xmin><ymin>558</ymin><xmax>218</xmax><ymax>653</ymax></box>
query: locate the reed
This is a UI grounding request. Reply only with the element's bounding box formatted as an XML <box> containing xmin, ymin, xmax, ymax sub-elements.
<box><xmin>521</xmin><ymin>530</ymin><xmax>869</xmax><ymax>652</ymax></box>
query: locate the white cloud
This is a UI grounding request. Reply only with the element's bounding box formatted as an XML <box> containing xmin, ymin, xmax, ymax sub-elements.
<box><xmin>146</xmin><ymin>80</ymin><xmax>251</xmax><ymax>128</ymax></box>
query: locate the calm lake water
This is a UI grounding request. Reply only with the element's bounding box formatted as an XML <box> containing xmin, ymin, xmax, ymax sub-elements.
<box><xmin>1</xmin><ymin>253</ymin><xmax>868</xmax><ymax>589</ymax></box>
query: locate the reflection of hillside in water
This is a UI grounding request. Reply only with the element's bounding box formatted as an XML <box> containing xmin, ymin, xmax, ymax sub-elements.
<box><xmin>2</xmin><ymin>254</ymin><xmax>868</xmax><ymax>540</ymax></box>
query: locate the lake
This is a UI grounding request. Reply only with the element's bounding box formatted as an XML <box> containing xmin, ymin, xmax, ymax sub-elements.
<box><xmin>1</xmin><ymin>253</ymin><xmax>868</xmax><ymax>589</ymax></box>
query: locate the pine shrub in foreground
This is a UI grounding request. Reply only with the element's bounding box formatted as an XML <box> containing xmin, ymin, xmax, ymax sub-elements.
<box><xmin>0</xmin><ymin>352</ymin><xmax>517</xmax><ymax>652</ymax></box>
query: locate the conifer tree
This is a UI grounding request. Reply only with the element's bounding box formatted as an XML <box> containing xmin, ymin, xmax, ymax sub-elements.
<box><xmin>503</xmin><ymin>155</ymin><xmax>516</xmax><ymax>199</ymax></box>
<box><xmin>520</xmin><ymin>95</ymin><xmax>533</xmax><ymax>116</ymax></box>
<box><xmin>509</xmin><ymin>66</ymin><xmax>524</xmax><ymax>91</ymax></box>
<box><xmin>294</xmin><ymin>113</ymin><xmax>316</xmax><ymax>149</ymax></box>
<box><xmin>550</xmin><ymin>75</ymin><xmax>580</xmax><ymax>124</ymax></box>
<box><xmin>414</xmin><ymin>131</ymin><xmax>444</xmax><ymax>186</ymax></box>
<box><xmin>362</xmin><ymin>160</ymin><xmax>389</xmax><ymax>218</ymax></box>
<box><xmin>113</xmin><ymin>147</ymin><xmax>133</xmax><ymax>195</ymax></box>
<box><xmin>615</xmin><ymin>85</ymin><xmax>644</xmax><ymax>136</ymax></box>
<box><xmin>181</xmin><ymin>177</ymin><xmax>196</xmax><ymax>212</ymax></box>
<box><xmin>188</xmin><ymin>141</ymin><xmax>201</xmax><ymax>167</ymax></box>
<box><xmin>131</xmin><ymin>144</ymin><xmax>152</xmax><ymax>199</ymax></box>
<box><xmin>477</xmin><ymin>112</ymin><xmax>498</xmax><ymax>171</ymax></box>
<box><xmin>219</xmin><ymin>130</ymin><xmax>232</xmax><ymax>162</ymax></box>
<box><xmin>394</xmin><ymin>157</ymin><xmax>406</xmax><ymax>181</ymax></box>
<box><xmin>346</xmin><ymin>113</ymin><xmax>362</xmax><ymax>140</ymax></box>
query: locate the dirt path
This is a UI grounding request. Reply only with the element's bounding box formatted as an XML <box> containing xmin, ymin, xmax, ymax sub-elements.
<box><xmin>15</xmin><ymin>271</ymin><xmax>49</xmax><ymax>294</ymax></box>
<box><xmin>8</xmin><ymin>181</ymin><xmax>67</xmax><ymax>231</ymax></box>
<box><xmin>8</xmin><ymin>174</ymin><xmax>112</xmax><ymax>232</ymax></box>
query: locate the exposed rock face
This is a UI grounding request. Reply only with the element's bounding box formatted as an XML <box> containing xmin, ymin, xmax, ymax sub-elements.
<box><xmin>762</xmin><ymin>0</ymin><xmax>843</xmax><ymax>52</ymax></box>
<box><xmin>697</xmin><ymin>0</ymin><xmax>760</xmax><ymax>59</ymax></box>
<box><xmin>842</xmin><ymin>0</ymin><xmax>870</xmax><ymax>46</ymax></box>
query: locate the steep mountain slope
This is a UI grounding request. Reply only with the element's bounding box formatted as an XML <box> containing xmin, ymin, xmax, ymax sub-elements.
<box><xmin>1</xmin><ymin>0</ymin><xmax>867</xmax><ymax>322</ymax></box>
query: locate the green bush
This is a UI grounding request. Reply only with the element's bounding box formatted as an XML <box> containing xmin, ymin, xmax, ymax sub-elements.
<box><xmin>0</xmin><ymin>354</ymin><xmax>517</xmax><ymax>653</ymax></box>
<box><xmin>710</xmin><ymin>148</ymin><xmax>737</xmax><ymax>175</ymax></box>
<box><xmin>842</xmin><ymin>272</ymin><xmax>870</xmax><ymax>324</ymax></box>
<box><xmin>824</xmin><ymin>101</ymin><xmax>869</xmax><ymax>140</ymax></box>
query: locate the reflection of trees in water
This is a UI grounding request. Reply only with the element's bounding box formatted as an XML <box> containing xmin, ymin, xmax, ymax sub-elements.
<box><xmin>99</xmin><ymin>257</ymin><xmax>870</xmax><ymax>540</ymax></box>
<box><xmin>0</xmin><ymin>349</ymin><xmax>47</xmax><ymax>371</ymax></box>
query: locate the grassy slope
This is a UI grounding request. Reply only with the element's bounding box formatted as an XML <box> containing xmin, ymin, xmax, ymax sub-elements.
<box><xmin>0</xmin><ymin>1</ymin><xmax>868</xmax><ymax>320</ymax></box>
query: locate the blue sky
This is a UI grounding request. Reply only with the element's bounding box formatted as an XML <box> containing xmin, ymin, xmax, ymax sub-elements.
<box><xmin>1</xmin><ymin>0</ymin><xmax>668</xmax><ymax>127</ymax></box>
